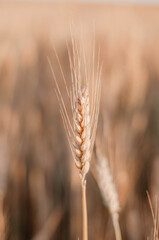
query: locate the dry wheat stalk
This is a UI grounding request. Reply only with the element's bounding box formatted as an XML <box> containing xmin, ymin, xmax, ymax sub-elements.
<box><xmin>94</xmin><ymin>145</ymin><xmax>122</xmax><ymax>240</ymax></box>
<box><xmin>48</xmin><ymin>31</ymin><xmax>101</xmax><ymax>240</ymax></box>
<box><xmin>147</xmin><ymin>192</ymin><xmax>159</xmax><ymax>240</ymax></box>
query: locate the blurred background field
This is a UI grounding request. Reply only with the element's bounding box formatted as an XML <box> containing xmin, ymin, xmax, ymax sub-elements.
<box><xmin>0</xmin><ymin>1</ymin><xmax>159</xmax><ymax>240</ymax></box>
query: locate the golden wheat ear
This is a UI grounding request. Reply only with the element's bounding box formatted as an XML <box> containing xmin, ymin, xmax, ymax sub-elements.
<box><xmin>48</xmin><ymin>31</ymin><xmax>101</xmax><ymax>240</ymax></box>
<box><xmin>48</xmin><ymin>35</ymin><xmax>101</xmax><ymax>184</ymax></box>
<box><xmin>93</xmin><ymin>139</ymin><xmax>122</xmax><ymax>240</ymax></box>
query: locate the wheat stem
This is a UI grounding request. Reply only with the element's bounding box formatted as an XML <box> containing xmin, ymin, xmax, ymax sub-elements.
<box><xmin>82</xmin><ymin>181</ymin><xmax>88</xmax><ymax>240</ymax></box>
<box><xmin>112</xmin><ymin>214</ymin><xmax>122</xmax><ymax>240</ymax></box>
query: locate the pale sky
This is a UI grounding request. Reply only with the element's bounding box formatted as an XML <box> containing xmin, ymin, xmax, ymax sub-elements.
<box><xmin>59</xmin><ymin>0</ymin><xmax>159</xmax><ymax>3</ymax></box>
<box><xmin>80</xmin><ymin>0</ymin><xmax>159</xmax><ymax>3</ymax></box>
<box><xmin>52</xmin><ymin>0</ymin><xmax>159</xmax><ymax>4</ymax></box>
<box><xmin>7</xmin><ymin>0</ymin><xmax>159</xmax><ymax>3</ymax></box>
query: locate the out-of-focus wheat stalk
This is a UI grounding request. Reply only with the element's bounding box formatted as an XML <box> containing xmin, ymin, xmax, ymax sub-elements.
<box><xmin>48</xmin><ymin>30</ymin><xmax>101</xmax><ymax>240</ymax></box>
<box><xmin>31</xmin><ymin>206</ymin><xmax>64</xmax><ymax>240</ymax></box>
<box><xmin>93</xmin><ymin>143</ymin><xmax>122</xmax><ymax>240</ymax></box>
<box><xmin>147</xmin><ymin>192</ymin><xmax>159</xmax><ymax>240</ymax></box>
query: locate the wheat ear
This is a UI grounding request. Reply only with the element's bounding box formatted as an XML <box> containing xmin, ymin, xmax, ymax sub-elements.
<box><xmin>48</xmin><ymin>32</ymin><xmax>101</xmax><ymax>240</ymax></box>
<box><xmin>94</xmin><ymin>148</ymin><xmax>122</xmax><ymax>240</ymax></box>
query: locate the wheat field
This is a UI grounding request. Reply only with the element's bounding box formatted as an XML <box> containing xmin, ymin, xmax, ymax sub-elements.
<box><xmin>0</xmin><ymin>1</ymin><xmax>159</xmax><ymax>240</ymax></box>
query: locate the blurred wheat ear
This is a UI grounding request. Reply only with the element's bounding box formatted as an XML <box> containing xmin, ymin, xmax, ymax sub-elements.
<box><xmin>48</xmin><ymin>30</ymin><xmax>101</xmax><ymax>240</ymax></box>
<box><xmin>93</xmin><ymin>143</ymin><xmax>122</xmax><ymax>240</ymax></box>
